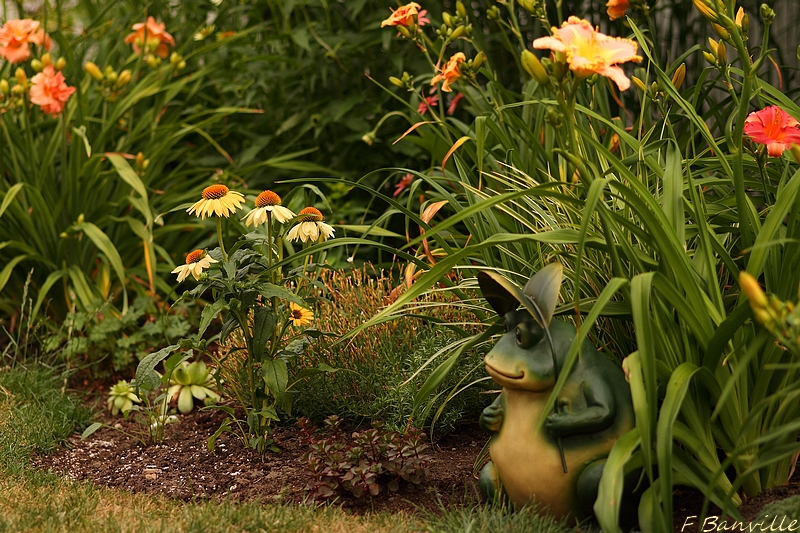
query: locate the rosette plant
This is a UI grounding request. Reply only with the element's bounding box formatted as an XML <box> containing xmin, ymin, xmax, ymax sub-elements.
<box><xmin>167</xmin><ymin>360</ymin><xmax>220</xmax><ymax>414</ymax></box>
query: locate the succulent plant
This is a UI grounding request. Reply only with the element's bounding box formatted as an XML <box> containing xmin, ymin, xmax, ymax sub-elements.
<box><xmin>107</xmin><ymin>380</ymin><xmax>142</xmax><ymax>416</ymax></box>
<box><xmin>167</xmin><ymin>360</ymin><xmax>220</xmax><ymax>413</ymax></box>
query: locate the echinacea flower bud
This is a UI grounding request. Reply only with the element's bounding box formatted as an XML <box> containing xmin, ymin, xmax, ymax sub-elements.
<box><xmin>671</xmin><ymin>63</ymin><xmax>686</xmax><ymax>90</ymax></box>
<box><xmin>456</xmin><ymin>1</ymin><xmax>467</xmax><ymax>18</ymax></box>
<box><xmin>115</xmin><ymin>69</ymin><xmax>132</xmax><ymax>88</ymax></box>
<box><xmin>521</xmin><ymin>50</ymin><xmax>550</xmax><ymax>87</ymax></box>
<box><xmin>31</xmin><ymin>59</ymin><xmax>43</xmax><ymax>72</ymax></box>
<box><xmin>15</xmin><ymin>68</ymin><xmax>27</xmax><ymax>86</ymax></box>
<box><xmin>55</xmin><ymin>57</ymin><xmax>67</xmax><ymax>70</ymax></box>
<box><xmin>84</xmin><ymin>62</ymin><xmax>103</xmax><ymax>81</ymax></box>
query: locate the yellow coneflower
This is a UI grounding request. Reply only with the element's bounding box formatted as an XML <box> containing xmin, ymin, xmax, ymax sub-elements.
<box><xmin>187</xmin><ymin>184</ymin><xmax>245</xmax><ymax>219</ymax></box>
<box><xmin>243</xmin><ymin>190</ymin><xmax>295</xmax><ymax>226</ymax></box>
<box><xmin>171</xmin><ymin>249</ymin><xmax>218</xmax><ymax>282</ymax></box>
<box><xmin>286</xmin><ymin>207</ymin><xmax>335</xmax><ymax>243</ymax></box>
<box><xmin>288</xmin><ymin>302</ymin><xmax>314</xmax><ymax>326</ymax></box>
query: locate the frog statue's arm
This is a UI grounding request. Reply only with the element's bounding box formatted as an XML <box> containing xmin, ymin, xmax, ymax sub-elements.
<box><xmin>545</xmin><ymin>380</ymin><xmax>616</xmax><ymax>438</ymax></box>
<box><xmin>479</xmin><ymin>394</ymin><xmax>504</xmax><ymax>434</ymax></box>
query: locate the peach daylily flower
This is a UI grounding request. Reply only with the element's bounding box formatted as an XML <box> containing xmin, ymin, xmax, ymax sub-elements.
<box><xmin>124</xmin><ymin>16</ymin><xmax>175</xmax><ymax>59</ymax></box>
<box><xmin>744</xmin><ymin>106</ymin><xmax>800</xmax><ymax>158</ymax></box>
<box><xmin>0</xmin><ymin>19</ymin><xmax>52</xmax><ymax>64</ymax></box>
<box><xmin>606</xmin><ymin>0</ymin><xmax>632</xmax><ymax>20</ymax></box>
<box><xmin>381</xmin><ymin>2</ymin><xmax>421</xmax><ymax>28</ymax></box>
<box><xmin>431</xmin><ymin>52</ymin><xmax>466</xmax><ymax>93</ymax></box>
<box><xmin>533</xmin><ymin>16</ymin><xmax>642</xmax><ymax>91</ymax></box>
<box><xmin>30</xmin><ymin>66</ymin><xmax>76</xmax><ymax>117</ymax></box>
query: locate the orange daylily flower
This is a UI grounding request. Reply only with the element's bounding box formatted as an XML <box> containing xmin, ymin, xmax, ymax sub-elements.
<box><xmin>744</xmin><ymin>106</ymin><xmax>800</xmax><ymax>157</ymax></box>
<box><xmin>30</xmin><ymin>66</ymin><xmax>76</xmax><ymax>117</ymax></box>
<box><xmin>431</xmin><ymin>52</ymin><xmax>466</xmax><ymax>93</ymax></box>
<box><xmin>0</xmin><ymin>19</ymin><xmax>52</xmax><ymax>64</ymax></box>
<box><xmin>533</xmin><ymin>16</ymin><xmax>642</xmax><ymax>91</ymax></box>
<box><xmin>381</xmin><ymin>2</ymin><xmax>422</xmax><ymax>28</ymax></box>
<box><xmin>124</xmin><ymin>16</ymin><xmax>175</xmax><ymax>59</ymax></box>
<box><xmin>606</xmin><ymin>0</ymin><xmax>632</xmax><ymax>20</ymax></box>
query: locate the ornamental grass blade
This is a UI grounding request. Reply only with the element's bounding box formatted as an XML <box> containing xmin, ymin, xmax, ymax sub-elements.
<box><xmin>522</xmin><ymin>262</ymin><xmax>563</xmax><ymax>327</ymax></box>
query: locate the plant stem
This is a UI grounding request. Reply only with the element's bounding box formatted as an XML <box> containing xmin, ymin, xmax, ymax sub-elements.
<box><xmin>216</xmin><ymin>217</ymin><xmax>228</xmax><ymax>262</ymax></box>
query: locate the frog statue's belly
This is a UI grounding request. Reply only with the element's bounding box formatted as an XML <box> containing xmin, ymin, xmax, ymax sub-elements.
<box><xmin>489</xmin><ymin>388</ymin><xmax>618</xmax><ymax>518</ymax></box>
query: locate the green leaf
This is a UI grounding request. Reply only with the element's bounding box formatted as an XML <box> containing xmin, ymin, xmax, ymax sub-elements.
<box><xmin>522</xmin><ymin>262</ymin><xmax>563</xmax><ymax>326</ymax></box>
<box><xmin>262</xmin><ymin>359</ymin><xmax>289</xmax><ymax>406</ymax></box>
<box><xmin>336</xmin><ymin>224</ymin><xmax>404</xmax><ymax>239</ymax></box>
<box><xmin>662</xmin><ymin>141</ymin><xmax>685</xmax><ymax>244</ymax></box>
<box><xmin>80</xmin><ymin>422</ymin><xmax>103</xmax><ymax>440</ymax></box>
<box><xmin>74</xmin><ymin>221</ymin><xmax>128</xmax><ymax>312</ymax></box>
<box><xmin>251</xmin><ymin>307</ymin><xmax>277</xmax><ymax>362</ymax></box>
<box><xmin>71</xmin><ymin>126</ymin><xmax>92</xmax><ymax>157</ymax></box>
<box><xmin>0</xmin><ymin>183</ymin><xmax>24</xmax><ymax>220</ymax></box>
<box><xmin>135</xmin><ymin>344</ymin><xmax>180</xmax><ymax>395</ymax></box>
<box><xmin>0</xmin><ymin>254</ymin><xmax>31</xmax><ymax>293</ymax></box>
<box><xmin>196</xmin><ymin>299</ymin><xmax>228</xmax><ymax>341</ymax></box>
<box><xmin>106</xmin><ymin>153</ymin><xmax>148</xmax><ymax>202</ymax></box>
<box><xmin>595</xmin><ymin>429</ymin><xmax>641</xmax><ymax>533</ymax></box>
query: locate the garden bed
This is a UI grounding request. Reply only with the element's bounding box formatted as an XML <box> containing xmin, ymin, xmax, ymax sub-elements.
<box><xmin>36</xmin><ymin>407</ymin><xmax>484</xmax><ymax>515</ymax></box>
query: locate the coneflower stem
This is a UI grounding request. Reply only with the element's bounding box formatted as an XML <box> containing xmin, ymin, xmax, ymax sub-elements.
<box><xmin>216</xmin><ymin>217</ymin><xmax>228</xmax><ymax>262</ymax></box>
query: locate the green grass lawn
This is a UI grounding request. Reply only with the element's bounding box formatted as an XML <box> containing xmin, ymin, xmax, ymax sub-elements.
<box><xmin>0</xmin><ymin>364</ymin><xmax>573</xmax><ymax>533</ymax></box>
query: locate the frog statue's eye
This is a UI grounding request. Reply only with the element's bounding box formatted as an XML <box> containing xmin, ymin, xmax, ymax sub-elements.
<box><xmin>515</xmin><ymin>319</ymin><xmax>544</xmax><ymax>349</ymax></box>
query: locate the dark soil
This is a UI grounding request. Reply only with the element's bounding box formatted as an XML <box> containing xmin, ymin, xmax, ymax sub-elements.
<box><xmin>36</xmin><ymin>407</ymin><xmax>484</xmax><ymax>515</ymax></box>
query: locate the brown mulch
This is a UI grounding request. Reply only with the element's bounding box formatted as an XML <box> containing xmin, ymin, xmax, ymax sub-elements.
<box><xmin>35</xmin><ymin>407</ymin><xmax>484</xmax><ymax>514</ymax></box>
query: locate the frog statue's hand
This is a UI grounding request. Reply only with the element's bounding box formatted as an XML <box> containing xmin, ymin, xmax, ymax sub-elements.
<box><xmin>545</xmin><ymin>381</ymin><xmax>616</xmax><ymax>438</ymax></box>
<box><xmin>480</xmin><ymin>395</ymin><xmax>504</xmax><ymax>434</ymax></box>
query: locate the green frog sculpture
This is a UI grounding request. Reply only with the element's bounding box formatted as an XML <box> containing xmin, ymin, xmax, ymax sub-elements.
<box><xmin>477</xmin><ymin>264</ymin><xmax>637</xmax><ymax>523</ymax></box>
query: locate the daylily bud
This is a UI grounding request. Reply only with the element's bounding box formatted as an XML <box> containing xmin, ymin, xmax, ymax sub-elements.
<box><xmin>55</xmin><ymin>57</ymin><xmax>67</xmax><ymax>70</ymax></box>
<box><xmin>15</xmin><ymin>68</ymin><xmax>27</xmax><ymax>86</ymax></box>
<box><xmin>740</xmin><ymin>272</ymin><xmax>768</xmax><ymax>308</ymax></box>
<box><xmin>473</xmin><ymin>51</ymin><xmax>486</xmax><ymax>70</ymax></box>
<box><xmin>146</xmin><ymin>55</ymin><xmax>162</xmax><ymax>69</ymax></box>
<box><xmin>362</xmin><ymin>132</ymin><xmax>376</xmax><ymax>145</ymax></box>
<box><xmin>671</xmin><ymin>63</ymin><xmax>686</xmax><ymax>90</ymax></box>
<box><xmin>760</xmin><ymin>3</ymin><xmax>774</xmax><ymax>24</ymax></box>
<box><xmin>486</xmin><ymin>6</ymin><xmax>500</xmax><ymax>19</ymax></box>
<box><xmin>104</xmin><ymin>65</ymin><xmax>114</xmax><ymax>77</ymax></box>
<box><xmin>693</xmin><ymin>0</ymin><xmax>718</xmax><ymax>21</ymax></box>
<box><xmin>703</xmin><ymin>51</ymin><xmax>717</xmax><ymax>64</ymax></box>
<box><xmin>397</xmin><ymin>25</ymin><xmax>413</xmax><ymax>38</ymax></box>
<box><xmin>790</xmin><ymin>144</ymin><xmax>800</xmax><ymax>165</ymax></box>
<box><xmin>442</xmin><ymin>12</ymin><xmax>454</xmax><ymax>28</ymax></box>
<box><xmin>31</xmin><ymin>59</ymin><xmax>43</xmax><ymax>72</ymax></box>
<box><xmin>449</xmin><ymin>25</ymin><xmax>465</xmax><ymax>40</ymax></box>
<box><xmin>717</xmin><ymin>42</ymin><xmax>727</xmax><ymax>64</ymax></box>
<box><xmin>170</xmin><ymin>52</ymin><xmax>181</xmax><ymax>66</ymax></box>
<box><xmin>389</xmin><ymin>76</ymin><xmax>404</xmax><ymax>87</ymax></box>
<box><xmin>631</xmin><ymin>76</ymin><xmax>648</xmax><ymax>92</ymax></box>
<box><xmin>142</xmin><ymin>159</ymin><xmax>150</xmax><ymax>170</ymax></box>
<box><xmin>712</xmin><ymin>23</ymin><xmax>730</xmax><ymax>40</ymax></box>
<box><xmin>0</xmin><ymin>79</ymin><xmax>8</xmax><ymax>95</ymax></box>
<box><xmin>545</xmin><ymin>107</ymin><xmax>563</xmax><ymax>128</ymax></box>
<box><xmin>177</xmin><ymin>60</ymin><xmax>186</xmax><ymax>70</ymax></box>
<box><xmin>115</xmin><ymin>69</ymin><xmax>132</xmax><ymax>88</ymax></box>
<box><xmin>41</xmin><ymin>53</ymin><xmax>52</xmax><ymax>67</ymax></box>
<box><xmin>521</xmin><ymin>50</ymin><xmax>550</xmax><ymax>87</ymax></box>
<box><xmin>77</xmin><ymin>213</ymin><xmax>85</xmax><ymax>224</ymax></box>
<box><xmin>650</xmin><ymin>81</ymin><xmax>659</xmax><ymax>93</ymax></box>
<box><xmin>707</xmin><ymin>38</ymin><xmax>719</xmax><ymax>56</ymax></box>
<box><xmin>518</xmin><ymin>0</ymin><xmax>537</xmax><ymax>13</ymax></box>
<box><xmin>136</xmin><ymin>152</ymin><xmax>145</xmax><ymax>170</ymax></box>
<box><xmin>456</xmin><ymin>1</ymin><xmax>467</xmax><ymax>18</ymax></box>
<box><xmin>84</xmin><ymin>62</ymin><xmax>104</xmax><ymax>81</ymax></box>
<box><xmin>106</xmin><ymin>71</ymin><xmax>118</xmax><ymax>84</ymax></box>
<box><xmin>735</xmin><ymin>7</ymin><xmax>746</xmax><ymax>30</ymax></box>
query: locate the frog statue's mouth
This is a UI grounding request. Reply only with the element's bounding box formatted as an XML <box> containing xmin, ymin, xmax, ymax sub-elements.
<box><xmin>485</xmin><ymin>362</ymin><xmax>525</xmax><ymax>387</ymax></box>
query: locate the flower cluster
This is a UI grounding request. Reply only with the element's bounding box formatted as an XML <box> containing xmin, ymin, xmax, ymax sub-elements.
<box><xmin>125</xmin><ymin>16</ymin><xmax>175</xmax><ymax>59</ymax></box>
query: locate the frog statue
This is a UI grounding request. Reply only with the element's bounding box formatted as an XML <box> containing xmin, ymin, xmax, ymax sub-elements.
<box><xmin>477</xmin><ymin>264</ymin><xmax>638</xmax><ymax>525</ymax></box>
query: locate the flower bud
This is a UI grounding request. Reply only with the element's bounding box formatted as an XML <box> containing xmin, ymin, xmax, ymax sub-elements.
<box><xmin>650</xmin><ymin>81</ymin><xmax>659</xmax><ymax>93</ymax></box>
<box><xmin>760</xmin><ymin>3</ymin><xmax>775</xmax><ymax>24</ymax></box>
<box><xmin>545</xmin><ymin>107</ymin><xmax>563</xmax><ymax>128</ymax></box>
<box><xmin>84</xmin><ymin>62</ymin><xmax>104</xmax><ymax>81</ymax></box>
<box><xmin>104</xmin><ymin>65</ymin><xmax>115</xmax><ymax>77</ymax></box>
<box><xmin>41</xmin><ymin>53</ymin><xmax>52</xmax><ymax>67</ymax></box>
<box><xmin>11</xmin><ymin>84</ymin><xmax>25</xmax><ymax>96</ymax></box>
<box><xmin>55</xmin><ymin>57</ymin><xmax>67</xmax><ymax>70</ymax></box>
<box><xmin>135</xmin><ymin>152</ymin><xmax>145</xmax><ymax>171</ymax></box>
<box><xmin>486</xmin><ymin>6</ymin><xmax>500</xmax><ymax>19</ymax></box>
<box><xmin>671</xmin><ymin>63</ymin><xmax>686</xmax><ymax>90</ymax></box>
<box><xmin>716</xmin><ymin>42</ymin><xmax>727</xmax><ymax>64</ymax></box>
<box><xmin>740</xmin><ymin>272</ymin><xmax>768</xmax><ymax>308</ymax></box>
<box><xmin>449</xmin><ymin>25</ymin><xmax>465</xmax><ymax>40</ymax></box>
<box><xmin>362</xmin><ymin>132</ymin><xmax>376</xmax><ymax>145</ymax></box>
<box><xmin>456</xmin><ymin>1</ymin><xmax>467</xmax><ymax>18</ymax></box>
<box><xmin>115</xmin><ymin>69</ymin><xmax>132</xmax><ymax>88</ymax></box>
<box><xmin>31</xmin><ymin>59</ymin><xmax>43</xmax><ymax>72</ymax></box>
<box><xmin>707</xmin><ymin>38</ymin><xmax>719</xmax><ymax>56</ymax></box>
<box><xmin>77</xmin><ymin>213</ymin><xmax>85</xmax><ymax>224</ymax></box>
<box><xmin>397</xmin><ymin>25</ymin><xmax>413</xmax><ymax>38</ymax></box>
<box><xmin>692</xmin><ymin>0</ymin><xmax>718</xmax><ymax>21</ymax></box>
<box><xmin>631</xmin><ymin>76</ymin><xmax>647</xmax><ymax>92</ymax></box>
<box><xmin>735</xmin><ymin>7</ymin><xmax>747</xmax><ymax>31</ymax></box>
<box><xmin>703</xmin><ymin>51</ymin><xmax>717</xmax><ymax>64</ymax></box>
<box><xmin>15</xmin><ymin>68</ymin><xmax>27</xmax><ymax>86</ymax></box>
<box><xmin>0</xmin><ymin>79</ymin><xmax>8</xmax><ymax>95</ymax></box>
<box><xmin>518</xmin><ymin>0</ymin><xmax>537</xmax><ymax>13</ymax></box>
<box><xmin>473</xmin><ymin>51</ymin><xmax>486</xmax><ymax>70</ymax></box>
<box><xmin>106</xmin><ymin>71</ymin><xmax>118</xmax><ymax>84</ymax></box>
<box><xmin>442</xmin><ymin>12</ymin><xmax>454</xmax><ymax>28</ymax></box>
<box><xmin>177</xmin><ymin>61</ymin><xmax>186</xmax><ymax>70</ymax></box>
<box><xmin>790</xmin><ymin>144</ymin><xmax>800</xmax><ymax>165</ymax></box>
<box><xmin>521</xmin><ymin>50</ymin><xmax>550</xmax><ymax>87</ymax></box>
<box><xmin>712</xmin><ymin>23</ymin><xmax>730</xmax><ymax>40</ymax></box>
<box><xmin>146</xmin><ymin>55</ymin><xmax>162</xmax><ymax>69</ymax></box>
<box><xmin>389</xmin><ymin>76</ymin><xmax>404</xmax><ymax>87</ymax></box>
<box><xmin>170</xmin><ymin>52</ymin><xmax>181</xmax><ymax>66</ymax></box>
